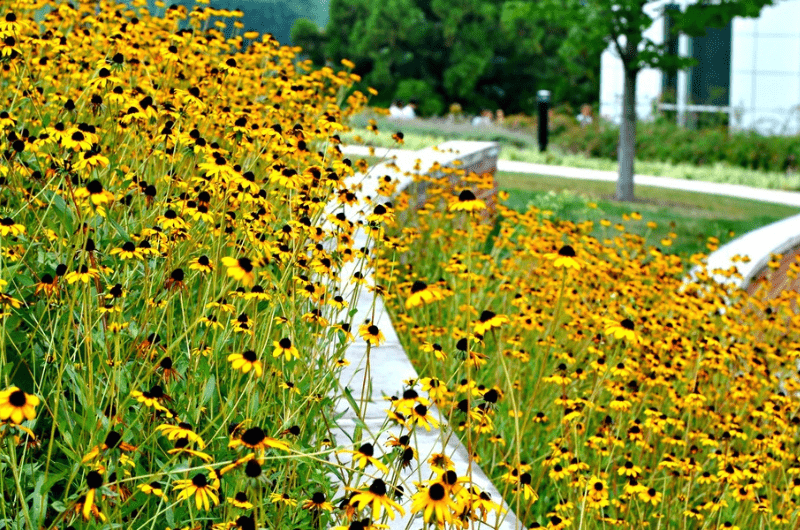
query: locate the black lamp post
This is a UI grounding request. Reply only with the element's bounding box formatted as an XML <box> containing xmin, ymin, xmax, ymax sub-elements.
<box><xmin>537</xmin><ymin>89</ymin><xmax>551</xmax><ymax>152</ymax></box>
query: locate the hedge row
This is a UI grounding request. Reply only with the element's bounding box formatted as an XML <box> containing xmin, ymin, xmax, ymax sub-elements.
<box><xmin>547</xmin><ymin>116</ymin><xmax>800</xmax><ymax>173</ymax></box>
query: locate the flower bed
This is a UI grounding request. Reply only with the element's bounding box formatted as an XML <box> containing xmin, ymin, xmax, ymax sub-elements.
<box><xmin>0</xmin><ymin>1</ymin><xmax>383</xmax><ymax>528</ymax></box>
<box><xmin>376</xmin><ymin>169</ymin><xmax>800</xmax><ymax>528</ymax></box>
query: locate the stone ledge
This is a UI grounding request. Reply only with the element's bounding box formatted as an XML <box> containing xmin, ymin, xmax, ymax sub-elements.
<box><xmin>699</xmin><ymin>213</ymin><xmax>800</xmax><ymax>289</ymax></box>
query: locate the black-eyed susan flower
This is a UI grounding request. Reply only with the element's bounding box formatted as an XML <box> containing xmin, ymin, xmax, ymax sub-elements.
<box><xmin>137</xmin><ymin>481</ymin><xmax>167</xmax><ymax>500</ymax></box>
<box><xmin>419</xmin><ymin>377</ymin><xmax>449</xmax><ymax>401</ymax></box>
<box><xmin>329</xmin><ymin>294</ymin><xmax>349</xmax><ymax>310</ymax></box>
<box><xmin>234</xmin><ymin>515</ymin><xmax>257</xmax><ymax>530</ymax></box>
<box><xmin>474</xmin><ymin>310</ymin><xmax>510</xmax><ymax>335</ymax></box>
<box><xmin>109</xmin><ymin>241</ymin><xmax>142</xmax><ymax>260</ymax></box>
<box><xmin>405</xmin><ymin>280</ymin><xmax>446</xmax><ymax>309</ymax></box>
<box><xmin>63</xmin><ymin>129</ymin><xmax>93</xmax><ymax>151</ymax></box>
<box><xmin>638</xmin><ymin>487</ymin><xmax>662</xmax><ymax>506</ymax></box>
<box><xmin>0</xmin><ymin>291</ymin><xmax>21</xmax><ymax>311</ymax></box>
<box><xmin>233</xmin><ymin>312</ymin><xmax>255</xmax><ymax>334</ymax></box>
<box><xmin>421</xmin><ymin>341</ymin><xmax>446</xmax><ymax>360</ymax></box>
<box><xmin>155</xmin><ymin>422</ymin><xmax>206</xmax><ymax>448</ymax></box>
<box><xmin>604</xmin><ymin>318</ymin><xmax>639</xmax><ymax>343</ymax></box>
<box><xmin>173</xmin><ymin>470</ymin><xmax>220</xmax><ymax>511</ymax></box>
<box><xmin>167</xmin><ymin>437</ymin><xmax>212</xmax><ymax>462</ymax></box>
<box><xmin>586</xmin><ymin>476</ymin><xmax>610</xmax><ymax>509</ymax></box>
<box><xmin>468</xmin><ymin>487</ymin><xmax>505</xmax><ymax>522</ymax></box>
<box><xmin>350</xmin><ymin>478</ymin><xmax>405</xmax><ymax>520</ymax></box>
<box><xmin>358</xmin><ymin>323</ymin><xmax>385</xmax><ymax>346</ymax></box>
<box><xmin>82</xmin><ymin>430</ymin><xmax>136</xmax><ymax>462</ymax></box>
<box><xmin>130</xmin><ymin>385</ymin><xmax>172</xmax><ymax>416</ymax></box>
<box><xmin>302</xmin><ymin>491</ymin><xmax>334</xmax><ymax>512</ymax></box>
<box><xmin>449</xmin><ymin>189</ymin><xmax>486</xmax><ymax>212</ymax></box>
<box><xmin>339</xmin><ymin>442</ymin><xmax>389</xmax><ymax>473</ymax></box>
<box><xmin>200</xmin><ymin>314</ymin><xmax>224</xmax><ymax>330</ymax></box>
<box><xmin>228</xmin><ymin>426</ymin><xmax>289</xmax><ymax>452</ymax></box>
<box><xmin>410</xmin><ymin>482</ymin><xmax>457</xmax><ymax>525</ymax></box>
<box><xmin>156</xmin><ymin>356</ymin><xmax>181</xmax><ymax>382</ymax></box>
<box><xmin>0</xmin><ymin>386</ymin><xmax>39</xmax><ymax>424</ymax></box>
<box><xmin>545</xmin><ymin>244</ymin><xmax>582</xmax><ymax>270</ymax></box>
<box><xmin>515</xmin><ymin>472</ymin><xmax>538</xmax><ymax>501</ymax></box>
<box><xmin>164</xmin><ymin>268</ymin><xmax>185</xmax><ymax>291</ymax></box>
<box><xmin>269</xmin><ymin>492</ymin><xmax>297</xmax><ymax>506</ymax></box>
<box><xmin>273</xmin><ymin>337</ymin><xmax>299</xmax><ymax>361</ymax></box>
<box><xmin>64</xmin><ymin>265</ymin><xmax>101</xmax><ymax>285</ymax></box>
<box><xmin>617</xmin><ymin>460</ymin><xmax>642</xmax><ymax>478</ymax></box>
<box><xmin>228</xmin><ymin>350</ymin><xmax>263</xmax><ymax>376</ymax></box>
<box><xmin>222</xmin><ymin>256</ymin><xmax>255</xmax><ymax>286</ymax></box>
<box><xmin>0</xmin><ymin>217</ymin><xmax>24</xmax><ymax>236</ymax></box>
<box><xmin>34</xmin><ymin>273</ymin><xmax>60</xmax><ymax>297</ymax></box>
<box><xmin>367</xmin><ymin>202</ymin><xmax>394</xmax><ymax>225</ymax></box>
<box><xmin>189</xmin><ymin>255</ymin><xmax>214</xmax><ymax>273</ymax></box>
<box><xmin>81</xmin><ymin>471</ymin><xmax>104</xmax><ymax>521</ymax></box>
<box><xmin>410</xmin><ymin>403</ymin><xmax>440</xmax><ymax>431</ymax></box>
<box><xmin>228</xmin><ymin>491</ymin><xmax>254</xmax><ymax>509</ymax></box>
<box><xmin>428</xmin><ymin>452</ymin><xmax>456</xmax><ymax>472</ymax></box>
<box><xmin>75</xmin><ymin>180</ymin><xmax>115</xmax><ymax>206</ymax></box>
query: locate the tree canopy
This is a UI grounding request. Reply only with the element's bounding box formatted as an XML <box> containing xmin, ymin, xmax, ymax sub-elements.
<box><xmin>292</xmin><ymin>0</ymin><xmax>604</xmax><ymax>115</ymax></box>
<box><xmin>526</xmin><ymin>0</ymin><xmax>776</xmax><ymax>201</ymax></box>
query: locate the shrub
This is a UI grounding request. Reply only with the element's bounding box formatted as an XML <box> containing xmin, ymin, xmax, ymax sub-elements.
<box><xmin>394</xmin><ymin>78</ymin><xmax>446</xmax><ymax>117</ymax></box>
<box><xmin>550</xmin><ymin>115</ymin><xmax>800</xmax><ymax>174</ymax></box>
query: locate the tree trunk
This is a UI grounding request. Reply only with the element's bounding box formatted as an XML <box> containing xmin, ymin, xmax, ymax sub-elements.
<box><xmin>617</xmin><ymin>66</ymin><xmax>638</xmax><ymax>201</ymax></box>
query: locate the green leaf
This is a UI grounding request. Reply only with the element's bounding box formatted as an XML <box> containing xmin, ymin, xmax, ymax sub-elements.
<box><xmin>44</xmin><ymin>190</ymin><xmax>74</xmax><ymax>235</ymax></box>
<box><xmin>201</xmin><ymin>375</ymin><xmax>216</xmax><ymax>407</ymax></box>
<box><xmin>107</xmin><ymin>216</ymin><xmax>129</xmax><ymax>240</ymax></box>
<box><xmin>342</xmin><ymin>385</ymin><xmax>361</xmax><ymax>417</ymax></box>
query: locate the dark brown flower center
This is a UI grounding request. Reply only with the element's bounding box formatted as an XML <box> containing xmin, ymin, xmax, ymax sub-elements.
<box><xmin>241</xmin><ymin>427</ymin><xmax>266</xmax><ymax>446</ymax></box>
<box><xmin>358</xmin><ymin>442</ymin><xmax>374</xmax><ymax>457</ymax></box>
<box><xmin>9</xmin><ymin>390</ymin><xmax>26</xmax><ymax>406</ymax></box>
<box><xmin>558</xmin><ymin>245</ymin><xmax>576</xmax><ymax>257</ymax></box>
<box><xmin>87</xmin><ymin>470</ymin><xmax>103</xmax><ymax>489</ymax></box>
<box><xmin>244</xmin><ymin>459</ymin><xmax>262</xmax><ymax>478</ymax></box>
<box><xmin>369</xmin><ymin>478</ymin><xmax>387</xmax><ymax>496</ymax></box>
<box><xmin>458</xmin><ymin>190</ymin><xmax>476</xmax><ymax>202</ymax></box>
<box><xmin>429</xmin><ymin>483</ymin><xmax>445</xmax><ymax>501</ymax></box>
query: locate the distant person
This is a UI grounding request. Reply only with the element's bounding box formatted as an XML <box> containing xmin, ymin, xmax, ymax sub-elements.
<box><xmin>402</xmin><ymin>98</ymin><xmax>417</xmax><ymax>119</ymax></box>
<box><xmin>577</xmin><ymin>104</ymin><xmax>593</xmax><ymax>127</ymax></box>
<box><xmin>495</xmin><ymin>109</ymin><xmax>505</xmax><ymax>125</ymax></box>
<box><xmin>472</xmin><ymin>109</ymin><xmax>493</xmax><ymax>126</ymax></box>
<box><xmin>389</xmin><ymin>100</ymin><xmax>405</xmax><ymax>119</ymax></box>
<box><xmin>447</xmin><ymin>102</ymin><xmax>464</xmax><ymax>122</ymax></box>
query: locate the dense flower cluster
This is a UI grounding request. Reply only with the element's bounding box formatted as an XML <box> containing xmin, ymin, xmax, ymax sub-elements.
<box><xmin>376</xmin><ymin>168</ymin><xmax>800</xmax><ymax>528</ymax></box>
<box><xmin>0</xmin><ymin>1</ymin><xmax>413</xmax><ymax>528</ymax></box>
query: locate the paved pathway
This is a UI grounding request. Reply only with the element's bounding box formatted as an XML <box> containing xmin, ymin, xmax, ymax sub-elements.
<box><xmin>331</xmin><ymin>142</ymin><xmax>521</xmax><ymax>530</ymax></box>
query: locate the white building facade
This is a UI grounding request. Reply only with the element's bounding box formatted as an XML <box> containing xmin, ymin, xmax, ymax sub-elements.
<box><xmin>599</xmin><ymin>0</ymin><xmax>800</xmax><ymax>135</ymax></box>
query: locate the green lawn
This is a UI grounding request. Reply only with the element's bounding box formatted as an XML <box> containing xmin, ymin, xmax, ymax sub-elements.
<box><xmin>344</xmin><ymin>124</ymin><xmax>800</xmax><ymax>190</ymax></box>
<box><xmin>497</xmin><ymin>172</ymin><xmax>799</xmax><ymax>258</ymax></box>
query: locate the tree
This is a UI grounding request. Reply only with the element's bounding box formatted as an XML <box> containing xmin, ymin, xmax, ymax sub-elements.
<box><xmin>522</xmin><ymin>0</ymin><xmax>775</xmax><ymax>201</ymax></box>
<box><xmin>291</xmin><ymin>0</ymin><xmax>602</xmax><ymax>115</ymax></box>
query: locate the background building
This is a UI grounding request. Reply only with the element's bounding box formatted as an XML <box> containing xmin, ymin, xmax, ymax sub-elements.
<box><xmin>600</xmin><ymin>0</ymin><xmax>800</xmax><ymax>135</ymax></box>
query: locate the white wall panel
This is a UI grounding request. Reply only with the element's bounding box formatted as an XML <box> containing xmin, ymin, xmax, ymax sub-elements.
<box><xmin>752</xmin><ymin>36</ymin><xmax>800</xmax><ymax>73</ymax></box>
